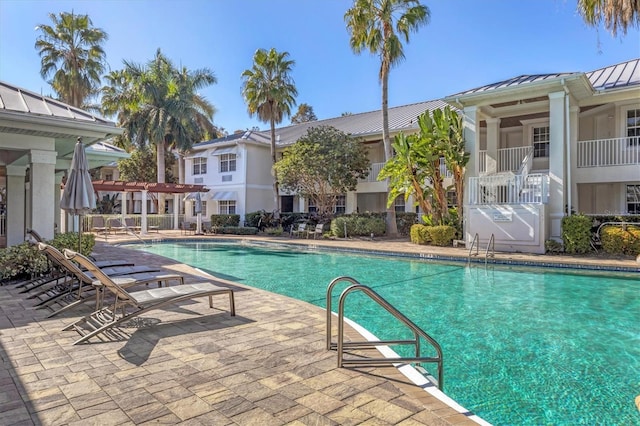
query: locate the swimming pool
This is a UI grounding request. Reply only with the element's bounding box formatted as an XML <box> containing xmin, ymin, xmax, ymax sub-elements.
<box><xmin>128</xmin><ymin>241</ymin><xmax>639</xmax><ymax>425</ymax></box>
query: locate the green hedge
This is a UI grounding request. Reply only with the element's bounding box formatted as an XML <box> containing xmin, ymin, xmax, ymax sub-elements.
<box><xmin>428</xmin><ymin>225</ymin><xmax>457</xmax><ymax>246</ymax></box>
<box><xmin>330</xmin><ymin>215</ymin><xmax>385</xmax><ymax>238</ymax></box>
<box><xmin>561</xmin><ymin>214</ymin><xmax>593</xmax><ymax>254</ymax></box>
<box><xmin>600</xmin><ymin>225</ymin><xmax>640</xmax><ymax>255</ymax></box>
<box><xmin>211</xmin><ymin>226</ymin><xmax>258</xmax><ymax>235</ymax></box>
<box><xmin>210</xmin><ymin>214</ymin><xmax>240</xmax><ymax>227</ymax></box>
<box><xmin>410</xmin><ymin>224</ymin><xmax>430</xmax><ymax>245</ymax></box>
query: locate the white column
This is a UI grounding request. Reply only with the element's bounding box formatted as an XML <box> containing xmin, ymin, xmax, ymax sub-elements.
<box><xmin>141</xmin><ymin>190</ymin><xmax>148</xmax><ymax>235</ymax></box>
<box><xmin>173</xmin><ymin>193</ymin><xmax>180</xmax><ymax>229</ymax></box>
<box><xmin>345</xmin><ymin>191</ymin><xmax>357</xmax><ymax>214</ymax></box>
<box><xmin>6</xmin><ymin>165</ymin><xmax>26</xmax><ymax>247</ymax></box>
<box><xmin>548</xmin><ymin>91</ymin><xmax>566</xmax><ymax>240</ymax></box>
<box><xmin>485</xmin><ymin>117</ymin><xmax>501</xmax><ymax>174</ymax></box>
<box><xmin>462</xmin><ymin>106</ymin><xmax>479</xmax><ymax>242</ymax></box>
<box><xmin>54</xmin><ymin>174</ymin><xmax>63</xmax><ymax>235</ymax></box>
<box><xmin>568</xmin><ymin>106</ymin><xmax>579</xmax><ymax>213</ymax></box>
<box><xmin>29</xmin><ymin>149</ymin><xmax>57</xmax><ymax>240</ymax></box>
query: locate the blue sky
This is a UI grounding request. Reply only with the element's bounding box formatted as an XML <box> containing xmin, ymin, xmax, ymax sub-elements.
<box><xmin>1</xmin><ymin>0</ymin><xmax>638</xmax><ymax>134</ymax></box>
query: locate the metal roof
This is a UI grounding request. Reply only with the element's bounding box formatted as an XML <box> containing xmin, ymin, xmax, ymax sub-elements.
<box><xmin>449</xmin><ymin>58</ymin><xmax>639</xmax><ymax>97</ymax></box>
<box><xmin>0</xmin><ymin>81</ymin><xmax>115</xmax><ymax>126</ymax></box>
<box><xmin>197</xmin><ymin>99</ymin><xmax>450</xmax><ymax>149</ymax></box>
<box><xmin>586</xmin><ymin>58</ymin><xmax>640</xmax><ymax>90</ymax></box>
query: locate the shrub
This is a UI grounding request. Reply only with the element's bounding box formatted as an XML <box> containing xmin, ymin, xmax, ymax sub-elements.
<box><xmin>545</xmin><ymin>239</ymin><xmax>564</xmax><ymax>254</ymax></box>
<box><xmin>211</xmin><ymin>226</ymin><xmax>258</xmax><ymax>235</ymax></box>
<box><xmin>330</xmin><ymin>215</ymin><xmax>385</xmax><ymax>238</ymax></box>
<box><xmin>0</xmin><ymin>242</ymin><xmax>48</xmax><ymax>282</ymax></box>
<box><xmin>264</xmin><ymin>227</ymin><xmax>284</xmax><ymax>236</ymax></box>
<box><xmin>410</xmin><ymin>224</ymin><xmax>430</xmax><ymax>245</ymax></box>
<box><xmin>210</xmin><ymin>214</ymin><xmax>240</xmax><ymax>227</ymax></box>
<box><xmin>50</xmin><ymin>232</ymin><xmax>95</xmax><ymax>257</ymax></box>
<box><xmin>428</xmin><ymin>225</ymin><xmax>457</xmax><ymax>246</ymax></box>
<box><xmin>396</xmin><ymin>212</ymin><xmax>418</xmax><ymax>236</ymax></box>
<box><xmin>561</xmin><ymin>214</ymin><xmax>593</xmax><ymax>254</ymax></box>
<box><xmin>600</xmin><ymin>225</ymin><xmax>640</xmax><ymax>255</ymax></box>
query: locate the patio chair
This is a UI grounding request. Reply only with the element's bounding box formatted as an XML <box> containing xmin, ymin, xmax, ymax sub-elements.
<box><xmin>291</xmin><ymin>223</ymin><xmax>308</xmax><ymax>238</ymax></box>
<box><xmin>181</xmin><ymin>221</ymin><xmax>194</xmax><ymax>235</ymax></box>
<box><xmin>34</xmin><ymin>243</ymin><xmax>184</xmax><ymax>317</ymax></box>
<box><xmin>124</xmin><ymin>217</ymin><xmax>141</xmax><ymax>232</ymax></box>
<box><xmin>62</xmin><ymin>248</ymin><xmax>236</xmax><ymax>345</ymax></box>
<box><xmin>108</xmin><ymin>218</ymin><xmax>127</xmax><ymax>234</ymax></box>
<box><xmin>90</xmin><ymin>216</ymin><xmax>108</xmax><ymax>235</ymax></box>
<box><xmin>307</xmin><ymin>223</ymin><xmax>325</xmax><ymax>239</ymax></box>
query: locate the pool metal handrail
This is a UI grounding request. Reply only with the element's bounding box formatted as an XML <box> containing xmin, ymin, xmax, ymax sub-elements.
<box><xmin>468</xmin><ymin>233</ymin><xmax>479</xmax><ymax>261</ymax></box>
<box><xmin>485</xmin><ymin>233</ymin><xmax>495</xmax><ymax>265</ymax></box>
<box><xmin>326</xmin><ymin>276</ymin><xmax>444</xmax><ymax>390</ymax></box>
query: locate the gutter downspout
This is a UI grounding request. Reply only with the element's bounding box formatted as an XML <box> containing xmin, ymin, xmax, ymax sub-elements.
<box><xmin>561</xmin><ymin>79</ymin><xmax>572</xmax><ymax>216</ymax></box>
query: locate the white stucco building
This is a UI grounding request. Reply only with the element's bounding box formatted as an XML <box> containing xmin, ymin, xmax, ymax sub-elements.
<box><xmin>0</xmin><ymin>82</ymin><xmax>124</xmax><ymax>247</ymax></box>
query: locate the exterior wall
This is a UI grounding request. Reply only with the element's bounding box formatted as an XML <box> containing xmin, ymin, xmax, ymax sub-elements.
<box><xmin>467</xmin><ymin>205</ymin><xmax>547</xmax><ymax>254</ymax></box>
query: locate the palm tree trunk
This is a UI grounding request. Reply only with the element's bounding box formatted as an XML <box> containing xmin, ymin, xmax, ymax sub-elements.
<box><xmin>157</xmin><ymin>142</ymin><xmax>166</xmax><ymax>213</ymax></box>
<box><xmin>381</xmin><ymin>68</ymin><xmax>398</xmax><ymax>237</ymax></box>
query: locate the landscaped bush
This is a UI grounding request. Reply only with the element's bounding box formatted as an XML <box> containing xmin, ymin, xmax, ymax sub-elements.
<box><xmin>428</xmin><ymin>225</ymin><xmax>457</xmax><ymax>246</ymax></box>
<box><xmin>264</xmin><ymin>227</ymin><xmax>284</xmax><ymax>236</ymax></box>
<box><xmin>561</xmin><ymin>214</ymin><xmax>593</xmax><ymax>254</ymax></box>
<box><xmin>0</xmin><ymin>242</ymin><xmax>48</xmax><ymax>283</ymax></box>
<box><xmin>545</xmin><ymin>239</ymin><xmax>564</xmax><ymax>254</ymax></box>
<box><xmin>210</xmin><ymin>214</ymin><xmax>240</xmax><ymax>227</ymax></box>
<box><xmin>600</xmin><ymin>225</ymin><xmax>640</xmax><ymax>255</ymax></box>
<box><xmin>396</xmin><ymin>212</ymin><xmax>418</xmax><ymax>236</ymax></box>
<box><xmin>410</xmin><ymin>224</ymin><xmax>430</xmax><ymax>245</ymax></box>
<box><xmin>330</xmin><ymin>215</ymin><xmax>385</xmax><ymax>238</ymax></box>
<box><xmin>49</xmin><ymin>232</ymin><xmax>95</xmax><ymax>257</ymax></box>
<box><xmin>211</xmin><ymin>226</ymin><xmax>258</xmax><ymax>235</ymax></box>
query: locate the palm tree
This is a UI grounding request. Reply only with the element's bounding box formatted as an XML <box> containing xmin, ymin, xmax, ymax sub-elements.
<box><xmin>345</xmin><ymin>0</ymin><xmax>429</xmax><ymax>236</ymax></box>
<box><xmin>35</xmin><ymin>11</ymin><xmax>108</xmax><ymax>109</ymax></box>
<box><xmin>241</xmin><ymin>48</ymin><xmax>298</xmax><ymax>213</ymax></box>
<box><xmin>101</xmin><ymin>49</ymin><xmax>217</xmax><ymax>207</ymax></box>
<box><xmin>578</xmin><ymin>0</ymin><xmax>639</xmax><ymax>37</ymax></box>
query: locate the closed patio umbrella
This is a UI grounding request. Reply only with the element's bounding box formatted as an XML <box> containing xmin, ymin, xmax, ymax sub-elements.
<box><xmin>194</xmin><ymin>192</ymin><xmax>203</xmax><ymax>235</ymax></box>
<box><xmin>60</xmin><ymin>137</ymin><xmax>96</xmax><ymax>251</ymax></box>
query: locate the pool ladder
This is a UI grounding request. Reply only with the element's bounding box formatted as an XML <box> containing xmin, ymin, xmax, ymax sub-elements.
<box><xmin>468</xmin><ymin>233</ymin><xmax>495</xmax><ymax>265</ymax></box>
<box><xmin>325</xmin><ymin>276</ymin><xmax>444</xmax><ymax>391</ymax></box>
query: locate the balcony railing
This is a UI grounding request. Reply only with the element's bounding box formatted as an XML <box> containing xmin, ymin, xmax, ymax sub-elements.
<box><xmin>577</xmin><ymin>136</ymin><xmax>640</xmax><ymax>167</ymax></box>
<box><xmin>468</xmin><ymin>173</ymin><xmax>549</xmax><ymax>205</ymax></box>
<box><xmin>360</xmin><ymin>162</ymin><xmax>386</xmax><ymax>183</ymax></box>
<box><xmin>479</xmin><ymin>146</ymin><xmax>533</xmax><ymax>174</ymax></box>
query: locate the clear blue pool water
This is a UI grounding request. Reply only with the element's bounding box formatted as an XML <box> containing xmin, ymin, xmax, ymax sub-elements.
<box><xmin>128</xmin><ymin>241</ymin><xmax>640</xmax><ymax>426</ymax></box>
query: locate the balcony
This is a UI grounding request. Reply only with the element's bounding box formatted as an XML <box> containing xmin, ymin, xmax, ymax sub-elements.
<box><xmin>468</xmin><ymin>173</ymin><xmax>549</xmax><ymax>205</ymax></box>
<box><xmin>479</xmin><ymin>146</ymin><xmax>532</xmax><ymax>174</ymax></box>
<box><xmin>577</xmin><ymin>136</ymin><xmax>640</xmax><ymax>168</ymax></box>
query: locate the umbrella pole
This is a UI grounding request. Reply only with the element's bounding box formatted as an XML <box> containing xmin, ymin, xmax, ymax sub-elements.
<box><xmin>78</xmin><ymin>214</ymin><xmax>83</xmax><ymax>253</ymax></box>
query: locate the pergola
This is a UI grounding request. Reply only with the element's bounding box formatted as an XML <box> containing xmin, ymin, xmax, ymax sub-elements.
<box><xmin>91</xmin><ymin>180</ymin><xmax>209</xmax><ymax>234</ymax></box>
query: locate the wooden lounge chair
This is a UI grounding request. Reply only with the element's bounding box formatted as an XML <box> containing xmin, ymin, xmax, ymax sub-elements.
<box><xmin>62</xmin><ymin>249</ymin><xmax>236</xmax><ymax>345</ymax></box>
<box><xmin>307</xmin><ymin>223</ymin><xmax>325</xmax><ymax>239</ymax></box>
<box><xmin>33</xmin><ymin>243</ymin><xmax>182</xmax><ymax>317</ymax></box>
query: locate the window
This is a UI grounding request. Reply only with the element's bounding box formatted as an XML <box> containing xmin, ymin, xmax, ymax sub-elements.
<box><xmin>533</xmin><ymin>126</ymin><xmax>550</xmax><ymax>158</ymax></box>
<box><xmin>627</xmin><ymin>109</ymin><xmax>640</xmax><ymax>146</ymax></box>
<box><xmin>308</xmin><ymin>199</ymin><xmax>317</xmax><ymax>214</ymax></box>
<box><xmin>335</xmin><ymin>195</ymin><xmax>346</xmax><ymax>214</ymax></box>
<box><xmin>193</xmin><ymin>157</ymin><xmax>207</xmax><ymax>175</ymax></box>
<box><xmin>394</xmin><ymin>196</ymin><xmax>405</xmax><ymax>212</ymax></box>
<box><xmin>220</xmin><ymin>154</ymin><xmax>236</xmax><ymax>172</ymax></box>
<box><xmin>104</xmin><ymin>173</ymin><xmax>113</xmax><ymax>181</ymax></box>
<box><xmin>218</xmin><ymin>200</ymin><xmax>236</xmax><ymax>214</ymax></box>
<box><xmin>627</xmin><ymin>185</ymin><xmax>640</xmax><ymax>214</ymax></box>
<box><xmin>192</xmin><ymin>200</ymin><xmax>206</xmax><ymax>216</ymax></box>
